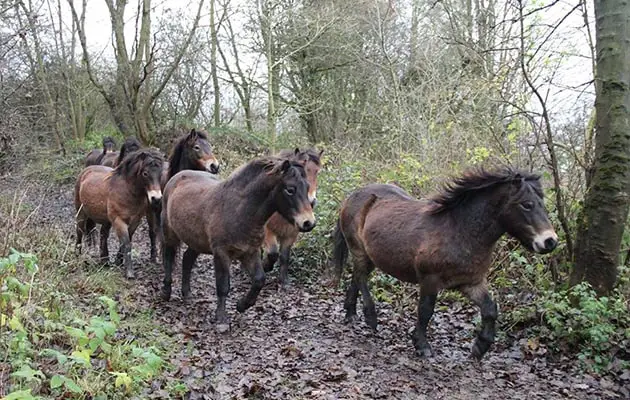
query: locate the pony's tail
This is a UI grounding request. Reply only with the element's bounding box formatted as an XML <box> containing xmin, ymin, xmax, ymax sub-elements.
<box><xmin>331</xmin><ymin>219</ymin><xmax>348</xmax><ymax>286</ymax></box>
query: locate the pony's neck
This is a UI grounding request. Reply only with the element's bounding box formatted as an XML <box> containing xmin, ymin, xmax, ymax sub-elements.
<box><xmin>230</xmin><ymin>169</ymin><xmax>279</xmax><ymax>228</ymax></box>
<box><xmin>448</xmin><ymin>191</ymin><xmax>506</xmax><ymax>249</ymax></box>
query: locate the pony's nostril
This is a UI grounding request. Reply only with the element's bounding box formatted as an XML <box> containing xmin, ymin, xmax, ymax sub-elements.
<box><xmin>544</xmin><ymin>237</ymin><xmax>557</xmax><ymax>251</ymax></box>
<box><xmin>303</xmin><ymin>220</ymin><xmax>312</xmax><ymax>230</ymax></box>
<box><xmin>211</xmin><ymin>164</ymin><xmax>220</xmax><ymax>174</ymax></box>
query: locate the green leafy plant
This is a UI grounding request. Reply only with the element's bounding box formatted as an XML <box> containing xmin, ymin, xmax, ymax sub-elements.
<box><xmin>541</xmin><ymin>282</ymin><xmax>630</xmax><ymax>371</ymax></box>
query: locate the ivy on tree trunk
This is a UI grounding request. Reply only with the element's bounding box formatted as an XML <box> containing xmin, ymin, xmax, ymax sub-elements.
<box><xmin>572</xmin><ymin>0</ymin><xmax>630</xmax><ymax>294</ymax></box>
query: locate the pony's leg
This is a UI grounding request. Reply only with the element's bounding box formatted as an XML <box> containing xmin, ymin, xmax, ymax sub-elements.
<box><xmin>75</xmin><ymin>217</ymin><xmax>84</xmax><ymax>254</ymax></box>
<box><xmin>146</xmin><ymin>211</ymin><xmax>158</xmax><ymax>263</ymax></box>
<box><xmin>112</xmin><ymin>218</ymin><xmax>134</xmax><ymax>279</ymax></box>
<box><xmin>236</xmin><ymin>252</ymin><xmax>266</xmax><ymax>313</ymax></box>
<box><xmin>343</xmin><ymin>280</ymin><xmax>360</xmax><ymax>323</ymax></box>
<box><xmin>181</xmin><ymin>248</ymin><xmax>199</xmax><ymax>302</ymax></box>
<box><xmin>411</xmin><ymin>286</ymin><xmax>438</xmax><ymax>358</ymax></box>
<box><xmin>263</xmin><ymin>234</ymin><xmax>278</xmax><ymax>272</ymax></box>
<box><xmin>356</xmin><ymin>258</ymin><xmax>377</xmax><ymax>330</ymax></box>
<box><xmin>278</xmin><ymin>244</ymin><xmax>291</xmax><ymax>287</ymax></box>
<box><xmin>86</xmin><ymin>219</ymin><xmax>96</xmax><ymax>248</ymax></box>
<box><xmin>213</xmin><ymin>249</ymin><xmax>232</xmax><ymax>333</ymax></box>
<box><xmin>99</xmin><ymin>223</ymin><xmax>111</xmax><ymax>264</ymax></box>
<box><xmin>161</xmin><ymin>243</ymin><xmax>177</xmax><ymax>301</ymax></box>
<box><xmin>462</xmin><ymin>281</ymin><xmax>498</xmax><ymax>360</ymax></box>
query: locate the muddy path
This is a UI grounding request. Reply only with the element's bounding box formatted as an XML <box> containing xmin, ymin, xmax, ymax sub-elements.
<box><xmin>3</xmin><ymin>175</ymin><xmax>627</xmax><ymax>400</ymax></box>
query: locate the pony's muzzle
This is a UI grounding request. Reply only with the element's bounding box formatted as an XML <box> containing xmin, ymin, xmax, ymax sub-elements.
<box><xmin>205</xmin><ymin>158</ymin><xmax>220</xmax><ymax>174</ymax></box>
<box><xmin>147</xmin><ymin>189</ymin><xmax>162</xmax><ymax>206</ymax></box>
<box><xmin>295</xmin><ymin>210</ymin><xmax>316</xmax><ymax>232</ymax></box>
<box><xmin>532</xmin><ymin>229</ymin><xmax>558</xmax><ymax>254</ymax></box>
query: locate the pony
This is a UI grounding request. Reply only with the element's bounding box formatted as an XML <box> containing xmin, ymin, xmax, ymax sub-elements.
<box><xmin>161</xmin><ymin>157</ymin><xmax>315</xmax><ymax>332</ymax></box>
<box><xmin>332</xmin><ymin>167</ymin><xmax>557</xmax><ymax>359</ymax></box>
<box><xmin>262</xmin><ymin>148</ymin><xmax>322</xmax><ymax>285</ymax></box>
<box><xmin>75</xmin><ymin>149</ymin><xmax>164</xmax><ymax>278</ymax></box>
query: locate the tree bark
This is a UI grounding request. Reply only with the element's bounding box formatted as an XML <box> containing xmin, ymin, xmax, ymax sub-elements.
<box><xmin>572</xmin><ymin>0</ymin><xmax>630</xmax><ymax>294</ymax></box>
<box><xmin>210</xmin><ymin>0</ymin><xmax>221</xmax><ymax>127</ymax></box>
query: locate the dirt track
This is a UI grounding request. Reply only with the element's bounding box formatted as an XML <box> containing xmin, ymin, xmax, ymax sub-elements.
<box><xmin>4</xmin><ymin>176</ymin><xmax>628</xmax><ymax>400</ymax></box>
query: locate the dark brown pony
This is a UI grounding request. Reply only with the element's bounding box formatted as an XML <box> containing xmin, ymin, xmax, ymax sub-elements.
<box><xmin>262</xmin><ymin>148</ymin><xmax>322</xmax><ymax>285</ymax></box>
<box><xmin>85</xmin><ymin>136</ymin><xmax>116</xmax><ymax>166</ymax></box>
<box><xmin>161</xmin><ymin>157</ymin><xmax>316</xmax><ymax>332</ymax></box>
<box><xmin>332</xmin><ymin>168</ymin><xmax>558</xmax><ymax>360</ymax></box>
<box><xmin>75</xmin><ymin>149</ymin><xmax>164</xmax><ymax>278</ymax></box>
<box><xmin>100</xmin><ymin>137</ymin><xmax>142</xmax><ymax>168</ymax></box>
<box><xmin>145</xmin><ymin>128</ymin><xmax>220</xmax><ymax>261</ymax></box>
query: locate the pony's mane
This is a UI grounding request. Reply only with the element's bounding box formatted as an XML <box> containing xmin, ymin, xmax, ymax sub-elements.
<box><xmin>113</xmin><ymin>149</ymin><xmax>163</xmax><ymax>178</ymax></box>
<box><xmin>227</xmin><ymin>156</ymin><xmax>304</xmax><ymax>187</ymax></box>
<box><xmin>168</xmin><ymin>129</ymin><xmax>209</xmax><ymax>179</ymax></box>
<box><xmin>429</xmin><ymin>167</ymin><xmax>541</xmax><ymax>214</ymax></box>
<box><xmin>115</xmin><ymin>137</ymin><xmax>142</xmax><ymax>166</ymax></box>
<box><xmin>277</xmin><ymin>148</ymin><xmax>322</xmax><ymax>166</ymax></box>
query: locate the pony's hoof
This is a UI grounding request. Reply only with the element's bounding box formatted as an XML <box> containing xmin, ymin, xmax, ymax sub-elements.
<box><xmin>126</xmin><ymin>270</ymin><xmax>136</xmax><ymax>279</ymax></box>
<box><xmin>470</xmin><ymin>342</ymin><xmax>487</xmax><ymax>361</ymax></box>
<box><xmin>181</xmin><ymin>293</ymin><xmax>191</xmax><ymax>304</ymax></box>
<box><xmin>344</xmin><ymin>314</ymin><xmax>358</xmax><ymax>325</ymax></box>
<box><xmin>160</xmin><ymin>288</ymin><xmax>171</xmax><ymax>301</ymax></box>
<box><xmin>415</xmin><ymin>345</ymin><xmax>434</xmax><ymax>358</ymax></box>
<box><xmin>216</xmin><ymin>323</ymin><xmax>230</xmax><ymax>334</ymax></box>
<box><xmin>365</xmin><ymin>317</ymin><xmax>378</xmax><ymax>331</ymax></box>
<box><xmin>263</xmin><ymin>264</ymin><xmax>274</xmax><ymax>273</ymax></box>
<box><xmin>236</xmin><ymin>300</ymin><xmax>248</xmax><ymax>313</ymax></box>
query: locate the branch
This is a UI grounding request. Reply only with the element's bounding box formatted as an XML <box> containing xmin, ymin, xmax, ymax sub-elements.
<box><xmin>517</xmin><ymin>0</ymin><xmax>574</xmax><ymax>260</ymax></box>
<box><xmin>147</xmin><ymin>0</ymin><xmax>205</xmax><ymax>106</ymax></box>
<box><xmin>66</xmin><ymin>0</ymin><xmax>110</xmax><ymax>102</ymax></box>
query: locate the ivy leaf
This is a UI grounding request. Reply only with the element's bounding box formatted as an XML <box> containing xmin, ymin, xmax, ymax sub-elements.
<box><xmin>70</xmin><ymin>349</ymin><xmax>92</xmax><ymax>366</ymax></box>
<box><xmin>11</xmin><ymin>365</ymin><xmax>45</xmax><ymax>382</ymax></box>
<box><xmin>50</xmin><ymin>374</ymin><xmax>65</xmax><ymax>389</ymax></box>
<box><xmin>3</xmin><ymin>389</ymin><xmax>39</xmax><ymax>400</ymax></box>
<box><xmin>111</xmin><ymin>372</ymin><xmax>133</xmax><ymax>392</ymax></box>
<box><xmin>64</xmin><ymin>377</ymin><xmax>84</xmax><ymax>394</ymax></box>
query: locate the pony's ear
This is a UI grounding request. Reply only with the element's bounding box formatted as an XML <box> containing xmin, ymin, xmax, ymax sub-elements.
<box><xmin>189</xmin><ymin>128</ymin><xmax>198</xmax><ymax>140</ymax></box>
<box><xmin>294</xmin><ymin>147</ymin><xmax>300</xmax><ymax>155</ymax></box>
<box><xmin>281</xmin><ymin>159</ymin><xmax>291</xmax><ymax>172</ymax></box>
<box><xmin>318</xmin><ymin>149</ymin><xmax>324</xmax><ymax>157</ymax></box>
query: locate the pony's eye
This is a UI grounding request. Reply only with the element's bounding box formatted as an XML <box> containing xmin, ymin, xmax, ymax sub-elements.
<box><xmin>193</xmin><ymin>145</ymin><xmax>201</xmax><ymax>151</ymax></box>
<box><xmin>520</xmin><ymin>201</ymin><xmax>534</xmax><ymax>211</ymax></box>
<box><xmin>284</xmin><ymin>187</ymin><xmax>295</xmax><ymax>196</ymax></box>
<box><xmin>142</xmin><ymin>170</ymin><xmax>149</xmax><ymax>178</ymax></box>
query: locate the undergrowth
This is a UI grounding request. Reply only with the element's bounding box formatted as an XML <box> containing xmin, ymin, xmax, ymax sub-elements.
<box><xmin>0</xmin><ymin>179</ymin><xmax>185</xmax><ymax>399</ymax></box>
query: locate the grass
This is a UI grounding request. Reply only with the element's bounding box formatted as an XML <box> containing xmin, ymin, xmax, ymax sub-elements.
<box><xmin>0</xmin><ymin>150</ymin><xmax>185</xmax><ymax>399</ymax></box>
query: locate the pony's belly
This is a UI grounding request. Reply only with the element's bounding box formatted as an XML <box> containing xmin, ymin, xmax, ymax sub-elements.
<box><xmin>165</xmin><ymin>186</ymin><xmax>214</xmax><ymax>254</ymax></box>
<box><xmin>78</xmin><ymin>172</ymin><xmax>110</xmax><ymax>223</ymax></box>
<box><xmin>367</xmin><ymin>252</ymin><xmax>420</xmax><ymax>283</ymax></box>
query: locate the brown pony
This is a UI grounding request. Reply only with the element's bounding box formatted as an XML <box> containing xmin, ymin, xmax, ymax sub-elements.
<box><xmin>145</xmin><ymin>128</ymin><xmax>220</xmax><ymax>261</ymax></box>
<box><xmin>161</xmin><ymin>157</ymin><xmax>316</xmax><ymax>332</ymax></box>
<box><xmin>332</xmin><ymin>168</ymin><xmax>558</xmax><ymax>360</ymax></box>
<box><xmin>85</xmin><ymin>136</ymin><xmax>116</xmax><ymax>166</ymax></box>
<box><xmin>75</xmin><ymin>149</ymin><xmax>164</xmax><ymax>278</ymax></box>
<box><xmin>262</xmin><ymin>148</ymin><xmax>322</xmax><ymax>285</ymax></box>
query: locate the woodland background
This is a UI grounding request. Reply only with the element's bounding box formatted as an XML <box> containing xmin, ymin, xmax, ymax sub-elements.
<box><xmin>0</xmin><ymin>0</ymin><xmax>629</xmax><ymax>398</ymax></box>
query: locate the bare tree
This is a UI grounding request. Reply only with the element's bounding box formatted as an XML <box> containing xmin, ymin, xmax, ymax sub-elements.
<box><xmin>68</xmin><ymin>0</ymin><xmax>205</xmax><ymax>144</ymax></box>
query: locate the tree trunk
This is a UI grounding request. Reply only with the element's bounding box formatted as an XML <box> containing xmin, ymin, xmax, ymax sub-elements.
<box><xmin>210</xmin><ymin>0</ymin><xmax>221</xmax><ymax>127</ymax></box>
<box><xmin>572</xmin><ymin>0</ymin><xmax>630</xmax><ymax>294</ymax></box>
